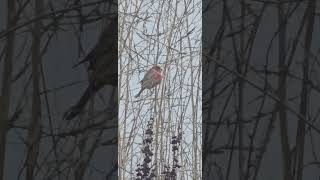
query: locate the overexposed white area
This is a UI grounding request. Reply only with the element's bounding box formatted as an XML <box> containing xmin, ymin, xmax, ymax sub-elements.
<box><xmin>119</xmin><ymin>0</ymin><xmax>201</xmax><ymax>179</ymax></box>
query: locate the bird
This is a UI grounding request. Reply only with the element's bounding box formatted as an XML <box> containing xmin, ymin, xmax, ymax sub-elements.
<box><xmin>135</xmin><ymin>65</ymin><xmax>162</xmax><ymax>98</ymax></box>
<box><xmin>63</xmin><ymin>16</ymin><xmax>117</xmax><ymax>120</ymax></box>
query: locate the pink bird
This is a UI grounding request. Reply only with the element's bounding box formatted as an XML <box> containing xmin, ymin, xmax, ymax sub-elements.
<box><xmin>135</xmin><ymin>65</ymin><xmax>162</xmax><ymax>98</ymax></box>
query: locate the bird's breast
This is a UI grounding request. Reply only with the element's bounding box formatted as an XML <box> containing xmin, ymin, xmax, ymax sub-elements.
<box><xmin>155</xmin><ymin>73</ymin><xmax>162</xmax><ymax>81</ymax></box>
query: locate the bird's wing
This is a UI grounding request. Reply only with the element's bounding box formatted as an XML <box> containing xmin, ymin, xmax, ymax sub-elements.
<box><xmin>140</xmin><ymin>69</ymin><xmax>149</xmax><ymax>83</ymax></box>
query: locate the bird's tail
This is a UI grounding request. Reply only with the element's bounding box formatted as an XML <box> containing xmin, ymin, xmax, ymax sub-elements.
<box><xmin>134</xmin><ymin>88</ymin><xmax>144</xmax><ymax>98</ymax></box>
<box><xmin>63</xmin><ymin>86</ymin><xmax>96</xmax><ymax>120</ymax></box>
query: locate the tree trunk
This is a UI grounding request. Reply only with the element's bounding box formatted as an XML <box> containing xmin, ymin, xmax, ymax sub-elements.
<box><xmin>0</xmin><ymin>0</ymin><xmax>16</xmax><ymax>179</ymax></box>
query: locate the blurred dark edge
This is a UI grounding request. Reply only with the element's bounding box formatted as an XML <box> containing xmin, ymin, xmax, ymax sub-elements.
<box><xmin>0</xmin><ymin>0</ymin><xmax>118</xmax><ymax>179</ymax></box>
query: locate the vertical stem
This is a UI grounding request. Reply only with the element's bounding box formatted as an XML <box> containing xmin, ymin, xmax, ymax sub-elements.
<box><xmin>277</xmin><ymin>2</ymin><xmax>292</xmax><ymax>180</ymax></box>
<box><xmin>0</xmin><ymin>0</ymin><xmax>16</xmax><ymax>179</ymax></box>
<box><xmin>238</xmin><ymin>0</ymin><xmax>245</xmax><ymax>179</ymax></box>
<box><xmin>26</xmin><ymin>0</ymin><xmax>43</xmax><ymax>179</ymax></box>
<box><xmin>295</xmin><ymin>1</ymin><xmax>315</xmax><ymax>180</ymax></box>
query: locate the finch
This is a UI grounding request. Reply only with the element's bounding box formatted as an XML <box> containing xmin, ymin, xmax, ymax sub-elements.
<box><xmin>135</xmin><ymin>65</ymin><xmax>162</xmax><ymax>98</ymax></box>
<box><xmin>63</xmin><ymin>16</ymin><xmax>117</xmax><ymax>120</ymax></box>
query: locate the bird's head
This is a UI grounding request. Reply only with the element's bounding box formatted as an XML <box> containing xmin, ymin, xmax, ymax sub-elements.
<box><xmin>153</xmin><ymin>65</ymin><xmax>162</xmax><ymax>72</ymax></box>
